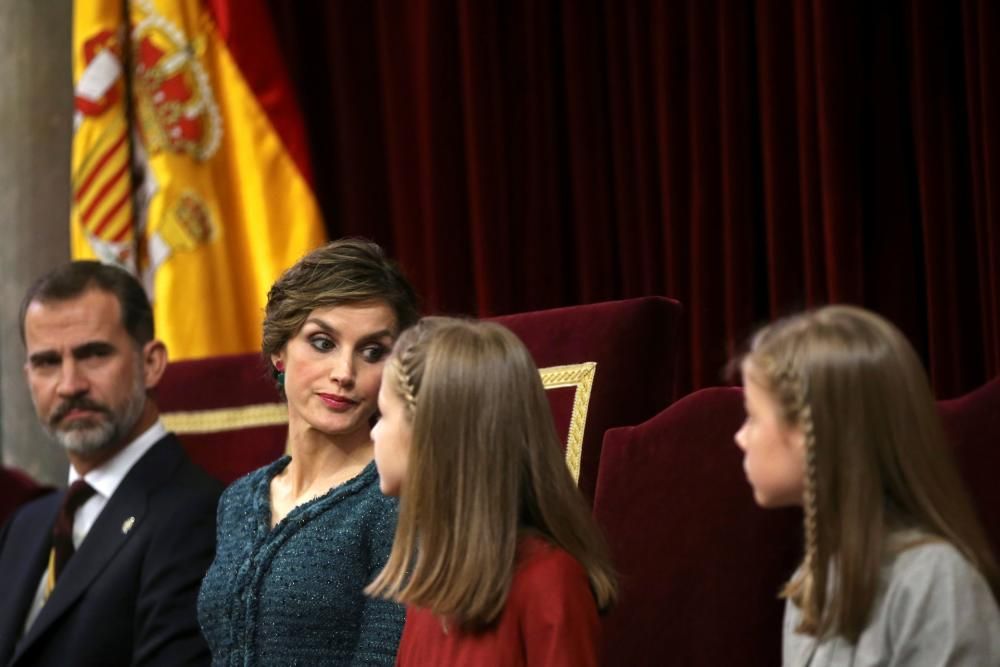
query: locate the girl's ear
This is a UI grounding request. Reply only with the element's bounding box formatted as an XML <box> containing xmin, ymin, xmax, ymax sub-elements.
<box><xmin>787</xmin><ymin>423</ymin><xmax>807</xmax><ymax>454</ymax></box>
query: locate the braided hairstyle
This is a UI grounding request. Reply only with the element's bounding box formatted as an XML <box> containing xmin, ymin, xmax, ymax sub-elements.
<box><xmin>386</xmin><ymin>318</ymin><xmax>430</xmax><ymax>420</ymax></box>
<box><xmin>747</xmin><ymin>353</ymin><xmax>825</xmax><ymax>633</ymax></box>
<box><xmin>743</xmin><ymin>305</ymin><xmax>999</xmax><ymax>641</ymax></box>
<box><xmin>367</xmin><ymin>316</ymin><xmax>618</xmax><ymax>629</ymax></box>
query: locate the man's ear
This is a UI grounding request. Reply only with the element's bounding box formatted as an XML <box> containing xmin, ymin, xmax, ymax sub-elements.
<box><xmin>142</xmin><ymin>340</ymin><xmax>169</xmax><ymax>390</ymax></box>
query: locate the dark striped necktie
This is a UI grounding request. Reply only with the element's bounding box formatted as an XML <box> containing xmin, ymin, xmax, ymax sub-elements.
<box><xmin>46</xmin><ymin>479</ymin><xmax>97</xmax><ymax>596</ymax></box>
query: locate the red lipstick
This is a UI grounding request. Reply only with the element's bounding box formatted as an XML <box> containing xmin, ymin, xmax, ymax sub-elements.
<box><xmin>318</xmin><ymin>393</ymin><xmax>358</xmax><ymax>411</ymax></box>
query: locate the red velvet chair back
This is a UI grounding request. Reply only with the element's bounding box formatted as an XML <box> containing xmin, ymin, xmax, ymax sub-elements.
<box><xmin>592</xmin><ymin>387</ymin><xmax>801</xmax><ymax>667</ymax></box>
<box><xmin>156</xmin><ymin>353</ymin><xmax>285</xmax><ymax>484</ymax></box>
<box><xmin>0</xmin><ymin>467</ymin><xmax>53</xmax><ymax>528</ymax></box>
<box><xmin>157</xmin><ymin>296</ymin><xmax>683</xmax><ymax>492</ymax></box>
<box><xmin>593</xmin><ymin>377</ymin><xmax>1000</xmax><ymax>666</ymax></box>
<box><xmin>494</xmin><ymin>296</ymin><xmax>682</xmax><ymax>500</ymax></box>
<box><xmin>938</xmin><ymin>375</ymin><xmax>1000</xmax><ymax>559</ymax></box>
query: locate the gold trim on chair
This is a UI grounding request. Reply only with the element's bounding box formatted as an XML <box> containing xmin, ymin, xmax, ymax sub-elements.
<box><xmin>162</xmin><ymin>403</ymin><xmax>288</xmax><ymax>433</ymax></box>
<box><xmin>539</xmin><ymin>362</ymin><xmax>597</xmax><ymax>483</ymax></box>
<box><xmin>161</xmin><ymin>361</ymin><xmax>597</xmax><ymax>482</ymax></box>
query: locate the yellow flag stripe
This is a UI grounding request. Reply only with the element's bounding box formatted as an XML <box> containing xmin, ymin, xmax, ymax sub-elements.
<box><xmin>78</xmin><ymin>149</ymin><xmax>129</xmax><ymax>223</ymax></box>
<box><xmin>81</xmin><ymin>168</ymin><xmax>129</xmax><ymax>233</ymax></box>
<box><xmin>74</xmin><ymin>130</ymin><xmax>129</xmax><ymax>202</ymax></box>
<box><xmin>72</xmin><ymin>0</ymin><xmax>326</xmax><ymax>359</ymax></box>
<box><xmin>92</xmin><ymin>188</ymin><xmax>133</xmax><ymax>241</ymax></box>
<box><xmin>101</xmin><ymin>202</ymin><xmax>134</xmax><ymax>243</ymax></box>
<box><xmin>72</xmin><ymin>118</ymin><xmax>128</xmax><ymax>188</ymax></box>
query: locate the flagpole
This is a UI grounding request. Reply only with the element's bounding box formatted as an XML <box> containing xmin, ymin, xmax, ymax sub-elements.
<box><xmin>118</xmin><ymin>0</ymin><xmax>141</xmax><ymax>273</ymax></box>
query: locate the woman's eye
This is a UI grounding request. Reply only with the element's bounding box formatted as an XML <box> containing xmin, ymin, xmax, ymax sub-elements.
<box><xmin>361</xmin><ymin>345</ymin><xmax>388</xmax><ymax>363</ymax></box>
<box><xmin>310</xmin><ymin>336</ymin><xmax>334</xmax><ymax>352</ymax></box>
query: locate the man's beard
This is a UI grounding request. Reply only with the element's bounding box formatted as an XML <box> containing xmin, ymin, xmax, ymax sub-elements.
<box><xmin>44</xmin><ymin>369</ymin><xmax>147</xmax><ymax>455</ymax></box>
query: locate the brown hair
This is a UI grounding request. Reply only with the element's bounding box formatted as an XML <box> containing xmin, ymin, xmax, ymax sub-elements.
<box><xmin>262</xmin><ymin>238</ymin><xmax>418</xmax><ymax>383</ymax></box>
<box><xmin>366</xmin><ymin>317</ymin><xmax>617</xmax><ymax>629</ymax></box>
<box><xmin>743</xmin><ymin>304</ymin><xmax>999</xmax><ymax>641</ymax></box>
<box><xmin>20</xmin><ymin>260</ymin><xmax>154</xmax><ymax>348</ymax></box>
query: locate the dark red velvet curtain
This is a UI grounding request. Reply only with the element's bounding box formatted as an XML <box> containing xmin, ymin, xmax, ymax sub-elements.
<box><xmin>266</xmin><ymin>0</ymin><xmax>1000</xmax><ymax>398</ymax></box>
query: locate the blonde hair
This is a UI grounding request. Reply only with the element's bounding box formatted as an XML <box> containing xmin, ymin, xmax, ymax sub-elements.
<box><xmin>366</xmin><ymin>317</ymin><xmax>617</xmax><ymax>629</ymax></box>
<box><xmin>744</xmin><ymin>305</ymin><xmax>999</xmax><ymax>641</ymax></box>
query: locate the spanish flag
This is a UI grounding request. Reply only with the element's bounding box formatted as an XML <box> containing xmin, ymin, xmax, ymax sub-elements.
<box><xmin>70</xmin><ymin>0</ymin><xmax>325</xmax><ymax>359</ymax></box>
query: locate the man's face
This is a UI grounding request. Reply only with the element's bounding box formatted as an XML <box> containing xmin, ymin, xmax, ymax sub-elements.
<box><xmin>23</xmin><ymin>288</ymin><xmax>148</xmax><ymax>456</ymax></box>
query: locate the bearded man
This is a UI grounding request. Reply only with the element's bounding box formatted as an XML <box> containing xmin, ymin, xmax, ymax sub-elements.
<box><xmin>0</xmin><ymin>261</ymin><xmax>221</xmax><ymax>667</ymax></box>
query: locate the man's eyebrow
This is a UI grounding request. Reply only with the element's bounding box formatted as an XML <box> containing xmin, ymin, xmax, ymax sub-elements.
<box><xmin>28</xmin><ymin>350</ymin><xmax>61</xmax><ymax>365</ymax></box>
<box><xmin>28</xmin><ymin>341</ymin><xmax>118</xmax><ymax>366</ymax></box>
<box><xmin>72</xmin><ymin>341</ymin><xmax>116</xmax><ymax>358</ymax></box>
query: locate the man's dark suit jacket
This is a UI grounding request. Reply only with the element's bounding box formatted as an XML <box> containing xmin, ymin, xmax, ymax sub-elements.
<box><xmin>0</xmin><ymin>434</ymin><xmax>222</xmax><ymax>666</ymax></box>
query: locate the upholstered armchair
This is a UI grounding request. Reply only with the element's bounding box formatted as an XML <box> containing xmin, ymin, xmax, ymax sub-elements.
<box><xmin>155</xmin><ymin>352</ymin><xmax>284</xmax><ymax>485</ymax></box>
<box><xmin>156</xmin><ymin>296</ymin><xmax>684</xmax><ymax>499</ymax></box>
<box><xmin>493</xmin><ymin>296</ymin><xmax>682</xmax><ymax>500</ymax></box>
<box><xmin>0</xmin><ymin>467</ymin><xmax>53</xmax><ymax>529</ymax></box>
<box><xmin>592</xmin><ymin>377</ymin><xmax>1000</xmax><ymax>666</ymax></box>
<box><xmin>939</xmin><ymin>375</ymin><xmax>1000</xmax><ymax>558</ymax></box>
<box><xmin>593</xmin><ymin>387</ymin><xmax>801</xmax><ymax>666</ymax></box>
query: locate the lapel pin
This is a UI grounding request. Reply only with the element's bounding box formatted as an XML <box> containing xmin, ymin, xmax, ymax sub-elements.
<box><xmin>122</xmin><ymin>516</ymin><xmax>136</xmax><ymax>534</ymax></box>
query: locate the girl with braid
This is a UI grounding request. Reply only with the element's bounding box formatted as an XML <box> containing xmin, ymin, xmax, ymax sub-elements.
<box><xmin>735</xmin><ymin>305</ymin><xmax>1000</xmax><ymax>665</ymax></box>
<box><xmin>367</xmin><ymin>317</ymin><xmax>617</xmax><ymax>666</ymax></box>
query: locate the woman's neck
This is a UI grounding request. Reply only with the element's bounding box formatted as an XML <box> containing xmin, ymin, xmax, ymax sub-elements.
<box><xmin>270</xmin><ymin>423</ymin><xmax>374</xmax><ymax>524</ymax></box>
<box><xmin>287</xmin><ymin>421</ymin><xmax>372</xmax><ymax>479</ymax></box>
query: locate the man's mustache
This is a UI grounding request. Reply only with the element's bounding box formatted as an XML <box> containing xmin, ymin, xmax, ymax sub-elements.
<box><xmin>50</xmin><ymin>397</ymin><xmax>112</xmax><ymax>427</ymax></box>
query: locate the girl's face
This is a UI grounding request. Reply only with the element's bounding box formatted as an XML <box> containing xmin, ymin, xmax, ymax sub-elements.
<box><xmin>371</xmin><ymin>369</ymin><xmax>413</xmax><ymax>496</ymax></box>
<box><xmin>734</xmin><ymin>366</ymin><xmax>806</xmax><ymax>508</ymax></box>
<box><xmin>272</xmin><ymin>301</ymin><xmax>395</xmax><ymax>442</ymax></box>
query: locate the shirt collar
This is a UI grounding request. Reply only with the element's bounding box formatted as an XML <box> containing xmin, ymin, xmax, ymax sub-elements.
<box><xmin>69</xmin><ymin>420</ymin><xmax>167</xmax><ymax>499</ymax></box>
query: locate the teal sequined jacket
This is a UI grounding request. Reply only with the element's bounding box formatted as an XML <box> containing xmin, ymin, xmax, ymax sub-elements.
<box><xmin>198</xmin><ymin>457</ymin><xmax>404</xmax><ymax>666</ymax></box>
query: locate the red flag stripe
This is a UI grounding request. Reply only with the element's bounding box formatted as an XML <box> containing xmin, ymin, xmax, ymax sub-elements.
<box><xmin>74</xmin><ymin>131</ymin><xmax>129</xmax><ymax>202</ymax></box>
<box><xmin>203</xmin><ymin>0</ymin><xmax>314</xmax><ymax>187</ymax></box>
<box><xmin>91</xmin><ymin>189</ymin><xmax>131</xmax><ymax>238</ymax></box>
<box><xmin>109</xmin><ymin>215</ymin><xmax>134</xmax><ymax>243</ymax></box>
<box><xmin>80</xmin><ymin>161</ymin><xmax>130</xmax><ymax>224</ymax></box>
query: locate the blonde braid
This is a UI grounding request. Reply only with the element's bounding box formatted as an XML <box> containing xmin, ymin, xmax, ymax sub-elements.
<box><xmin>391</xmin><ymin>353</ymin><xmax>418</xmax><ymax>418</ymax></box>
<box><xmin>391</xmin><ymin>318</ymin><xmax>441</xmax><ymax>419</ymax></box>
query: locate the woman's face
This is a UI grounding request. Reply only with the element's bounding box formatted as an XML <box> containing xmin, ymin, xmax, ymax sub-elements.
<box><xmin>734</xmin><ymin>365</ymin><xmax>806</xmax><ymax>508</ymax></box>
<box><xmin>272</xmin><ymin>301</ymin><xmax>396</xmax><ymax>442</ymax></box>
<box><xmin>371</xmin><ymin>369</ymin><xmax>413</xmax><ymax>496</ymax></box>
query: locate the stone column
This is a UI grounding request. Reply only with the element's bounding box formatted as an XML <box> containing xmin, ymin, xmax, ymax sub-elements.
<box><xmin>0</xmin><ymin>0</ymin><xmax>73</xmax><ymax>485</ymax></box>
